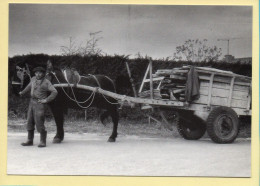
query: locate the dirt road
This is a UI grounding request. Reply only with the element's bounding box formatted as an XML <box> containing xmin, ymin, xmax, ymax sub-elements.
<box><xmin>7</xmin><ymin>132</ymin><xmax>251</xmax><ymax>177</ymax></box>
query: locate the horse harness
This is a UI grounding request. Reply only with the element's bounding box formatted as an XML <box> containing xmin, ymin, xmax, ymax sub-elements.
<box><xmin>62</xmin><ymin>69</ymin><xmax>116</xmax><ymax>93</ymax></box>
<box><xmin>15</xmin><ymin>64</ymin><xmax>31</xmax><ymax>88</ymax></box>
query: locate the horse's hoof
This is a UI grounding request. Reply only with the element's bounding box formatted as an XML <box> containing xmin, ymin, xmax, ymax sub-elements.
<box><xmin>52</xmin><ymin>138</ymin><xmax>62</xmax><ymax>143</ymax></box>
<box><xmin>107</xmin><ymin>137</ymin><xmax>116</xmax><ymax>142</ymax></box>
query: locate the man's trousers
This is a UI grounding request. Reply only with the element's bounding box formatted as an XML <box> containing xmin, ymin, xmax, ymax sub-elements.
<box><xmin>26</xmin><ymin>99</ymin><xmax>46</xmax><ymax>133</ymax></box>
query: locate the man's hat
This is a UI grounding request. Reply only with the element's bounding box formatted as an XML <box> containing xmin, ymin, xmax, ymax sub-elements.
<box><xmin>33</xmin><ymin>66</ymin><xmax>46</xmax><ymax>73</ymax></box>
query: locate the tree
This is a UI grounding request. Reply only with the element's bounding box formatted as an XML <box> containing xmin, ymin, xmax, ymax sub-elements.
<box><xmin>79</xmin><ymin>31</ymin><xmax>103</xmax><ymax>57</ymax></box>
<box><xmin>60</xmin><ymin>31</ymin><xmax>103</xmax><ymax>57</ymax></box>
<box><xmin>60</xmin><ymin>37</ymin><xmax>80</xmax><ymax>56</ymax></box>
<box><xmin>173</xmin><ymin>39</ymin><xmax>222</xmax><ymax>62</ymax></box>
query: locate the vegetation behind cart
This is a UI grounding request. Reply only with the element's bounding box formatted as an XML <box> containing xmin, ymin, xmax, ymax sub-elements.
<box><xmin>8</xmin><ymin>54</ymin><xmax>252</xmax><ymax>143</ymax></box>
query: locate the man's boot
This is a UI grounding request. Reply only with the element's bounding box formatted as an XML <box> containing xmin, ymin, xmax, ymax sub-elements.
<box><xmin>21</xmin><ymin>130</ymin><xmax>34</xmax><ymax>146</ymax></box>
<box><xmin>38</xmin><ymin>130</ymin><xmax>47</xmax><ymax>148</ymax></box>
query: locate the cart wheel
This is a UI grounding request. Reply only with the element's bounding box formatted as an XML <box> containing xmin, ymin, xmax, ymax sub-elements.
<box><xmin>206</xmin><ymin>106</ymin><xmax>239</xmax><ymax>144</ymax></box>
<box><xmin>176</xmin><ymin>114</ymin><xmax>206</xmax><ymax>140</ymax></box>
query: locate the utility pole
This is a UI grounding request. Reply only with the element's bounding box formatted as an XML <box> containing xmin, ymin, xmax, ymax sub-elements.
<box><xmin>217</xmin><ymin>38</ymin><xmax>230</xmax><ymax>55</ymax></box>
<box><xmin>217</xmin><ymin>38</ymin><xmax>239</xmax><ymax>55</ymax></box>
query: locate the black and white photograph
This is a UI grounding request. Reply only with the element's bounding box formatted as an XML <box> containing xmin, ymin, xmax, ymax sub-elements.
<box><xmin>8</xmin><ymin>4</ymin><xmax>252</xmax><ymax>177</ymax></box>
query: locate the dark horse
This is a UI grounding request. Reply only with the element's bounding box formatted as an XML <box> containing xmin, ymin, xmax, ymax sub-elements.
<box><xmin>11</xmin><ymin>61</ymin><xmax>119</xmax><ymax>143</ymax></box>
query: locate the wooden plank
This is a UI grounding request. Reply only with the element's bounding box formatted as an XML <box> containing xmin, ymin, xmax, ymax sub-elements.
<box><xmin>149</xmin><ymin>60</ymin><xmax>154</xmax><ymax>99</ymax></box>
<box><xmin>199</xmin><ymin>87</ymin><xmax>249</xmax><ymax>100</ymax></box>
<box><xmin>207</xmin><ymin>73</ymin><xmax>214</xmax><ymax>107</ymax></box>
<box><xmin>193</xmin><ymin>95</ymin><xmax>248</xmax><ymax>108</ymax></box>
<box><xmin>176</xmin><ymin>85</ymin><xmax>186</xmax><ymax>88</ymax></box>
<box><xmin>199</xmin><ymin>74</ymin><xmax>231</xmax><ymax>83</ymax></box>
<box><xmin>143</xmin><ymin>77</ymin><xmax>164</xmax><ymax>82</ymax></box>
<box><xmin>201</xmin><ymin>81</ymin><xmax>228</xmax><ymax>90</ymax></box>
<box><xmin>200</xmin><ymin>81</ymin><xmax>250</xmax><ymax>92</ymax></box>
<box><xmin>155</xmin><ymin>69</ymin><xmax>189</xmax><ymax>76</ymax></box>
<box><xmin>54</xmin><ymin>83</ymin><xmax>185</xmax><ymax>107</ymax></box>
<box><xmin>200</xmin><ymin>86</ymin><xmax>226</xmax><ymax>95</ymax></box>
<box><xmin>138</xmin><ymin>63</ymin><xmax>150</xmax><ymax>93</ymax></box>
<box><xmin>156</xmin><ymin>69</ymin><xmax>189</xmax><ymax>73</ymax></box>
<box><xmin>233</xmin><ymin>85</ymin><xmax>251</xmax><ymax>92</ymax></box>
<box><xmin>125</xmin><ymin>61</ymin><xmax>138</xmax><ymax>97</ymax></box>
<box><xmin>228</xmin><ymin>77</ymin><xmax>235</xmax><ymax>107</ymax></box>
<box><xmin>230</xmin><ymin>98</ymin><xmax>248</xmax><ymax>108</ymax></box>
<box><xmin>156</xmin><ymin>69</ymin><xmax>173</xmax><ymax>73</ymax></box>
<box><xmin>196</xmin><ymin>67</ymin><xmax>251</xmax><ymax>80</ymax></box>
<box><xmin>139</xmin><ymin>90</ymin><xmax>161</xmax><ymax>99</ymax></box>
<box><xmin>169</xmin><ymin>74</ymin><xmax>187</xmax><ymax>80</ymax></box>
<box><xmin>156</xmin><ymin>81</ymin><xmax>162</xmax><ymax>90</ymax></box>
<box><xmin>173</xmin><ymin>88</ymin><xmax>185</xmax><ymax>94</ymax></box>
<box><xmin>199</xmin><ymin>74</ymin><xmax>251</xmax><ymax>86</ymax></box>
<box><xmin>196</xmin><ymin>67</ymin><xmax>234</xmax><ymax>74</ymax></box>
<box><xmin>246</xmin><ymin>84</ymin><xmax>251</xmax><ymax>110</ymax></box>
<box><xmin>201</xmin><ymin>81</ymin><xmax>233</xmax><ymax>92</ymax></box>
<box><xmin>186</xmin><ymin>103</ymin><xmax>251</xmax><ymax>116</ymax></box>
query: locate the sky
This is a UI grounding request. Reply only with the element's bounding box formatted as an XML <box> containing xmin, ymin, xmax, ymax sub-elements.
<box><xmin>9</xmin><ymin>4</ymin><xmax>252</xmax><ymax>59</ymax></box>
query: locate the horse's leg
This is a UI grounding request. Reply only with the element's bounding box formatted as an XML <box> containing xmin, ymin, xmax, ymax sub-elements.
<box><xmin>50</xmin><ymin>104</ymin><xmax>65</xmax><ymax>143</ymax></box>
<box><xmin>108</xmin><ymin>106</ymin><xmax>119</xmax><ymax>142</ymax></box>
<box><xmin>100</xmin><ymin>110</ymin><xmax>110</xmax><ymax>125</ymax></box>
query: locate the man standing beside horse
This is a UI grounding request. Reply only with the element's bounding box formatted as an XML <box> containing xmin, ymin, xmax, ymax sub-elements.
<box><xmin>19</xmin><ymin>66</ymin><xmax>58</xmax><ymax>148</ymax></box>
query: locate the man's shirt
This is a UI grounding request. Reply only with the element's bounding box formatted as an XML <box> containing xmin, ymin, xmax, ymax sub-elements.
<box><xmin>20</xmin><ymin>76</ymin><xmax>58</xmax><ymax>103</ymax></box>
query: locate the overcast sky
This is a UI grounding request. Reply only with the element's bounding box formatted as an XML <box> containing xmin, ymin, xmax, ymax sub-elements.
<box><xmin>9</xmin><ymin>4</ymin><xmax>252</xmax><ymax>59</ymax></box>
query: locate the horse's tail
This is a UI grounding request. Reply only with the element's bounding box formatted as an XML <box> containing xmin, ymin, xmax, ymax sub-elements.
<box><xmin>100</xmin><ymin>110</ymin><xmax>110</xmax><ymax>126</ymax></box>
<box><xmin>96</xmin><ymin>75</ymin><xmax>118</xmax><ymax>125</ymax></box>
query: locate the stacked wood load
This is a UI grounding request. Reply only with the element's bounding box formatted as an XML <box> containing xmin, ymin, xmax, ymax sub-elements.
<box><xmin>156</xmin><ymin>67</ymin><xmax>190</xmax><ymax>101</ymax></box>
<box><xmin>155</xmin><ymin>66</ymin><xmax>251</xmax><ymax>109</ymax></box>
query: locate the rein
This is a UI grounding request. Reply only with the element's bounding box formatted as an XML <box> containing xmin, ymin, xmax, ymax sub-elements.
<box><xmin>51</xmin><ymin>71</ymin><xmax>119</xmax><ymax>107</ymax></box>
<box><xmin>51</xmin><ymin>72</ymin><xmax>96</xmax><ymax>109</ymax></box>
<box><xmin>81</xmin><ymin>75</ymin><xmax>118</xmax><ymax>105</ymax></box>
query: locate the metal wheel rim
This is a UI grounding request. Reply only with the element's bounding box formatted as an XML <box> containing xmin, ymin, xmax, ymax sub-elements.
<box><xmin>215</xmin><ymin>114</ymin><xmax>236</xmax><ymax>138</ymax></box>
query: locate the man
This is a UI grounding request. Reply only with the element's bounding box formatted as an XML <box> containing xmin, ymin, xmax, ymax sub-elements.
<box><xmin>19</xmin><ymin>66</ymin><xmax>58</xmax><ymax>148</ymax></box>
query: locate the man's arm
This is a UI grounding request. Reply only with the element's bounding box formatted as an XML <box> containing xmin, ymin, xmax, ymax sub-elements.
<box><xmin>44</xmin><ymin>80</ymin><xmax>58</xmax><ymax>103</ymax></box>
<box><xmin>19</xmin><ymin>81</ymin><xmax>32</xmax><ymax>96</ymax></box>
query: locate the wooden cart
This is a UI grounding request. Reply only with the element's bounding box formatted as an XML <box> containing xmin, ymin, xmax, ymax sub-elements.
<box><xmin>137</xmin><ymin>61</ymin><xmax>251</xmax><ymax>143</ymax></box>
<box><xmin>54</xmin><ymin>61</ymin><xmax>251</xmax><ymax>144</ymax></box>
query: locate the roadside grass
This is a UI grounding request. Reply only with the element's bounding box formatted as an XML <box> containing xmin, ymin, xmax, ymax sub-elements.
<box><xmin>8</xmin><ymin>116</ymin><xmax>251</xmax><ymax>139</ymax></box>
<box><xmin>8</xmin><ymin>97</ymin><xmax>251</xmax><ymax>139</ymax></box>
<box><xmin>8</xmin><ymin>118</ymin><xmax>178</xmax><ymax>139</ymax></box>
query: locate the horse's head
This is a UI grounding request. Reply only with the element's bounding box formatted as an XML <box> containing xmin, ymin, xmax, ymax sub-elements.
<box><xmin>11</xmin><ymin>58</ymin><xmax>80</xmax><ymax>96</ymax></box>
<box><xmin>11</xmin><ymin>59</ymin><xmax>62</xmax><ymax>95</ymax></box>
<box><xmin>45</xmin><ymin>68</ymin><xmax>68</xmax><ymax>85</ymax></box>
<box><xmin>11</xmin><ymin>63</ymin><xmax>32</xmax><ymax>96</ymax></box>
